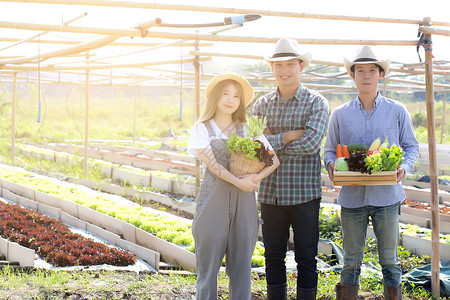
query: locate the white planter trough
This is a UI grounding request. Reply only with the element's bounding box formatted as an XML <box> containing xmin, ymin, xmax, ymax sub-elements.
<box><xmin>35</xmin><ymin>191</ymin><xmax>62</xmax><ymax>209</ymax></box>
<box><xmin>135</xmin><ymin>227</ymin><xmax>195</xmax><ymax>271</ymax></box>
<box><xmin>77</xmin><ymin>205</ymin><xmax>137</xmax><ymax>243</ymax></box>
<box><xmin>2</xmin><ymin>188</ymin><xmax>17</xmax><ymax>202</ymax></box>
<box><xmin>117</xmin><ymin>238</ymin><xmax>160</xmax><ymax>271</ymax></box>
<box><xmin>173</xmin><ymin>181</ymin><xmax>197</xmax><ymax>197</ymax></box>
<box><xmin>37</xmin><ymin>202</ymin><xmax>61</xmax><ymax>220</ymax></box>
<box><xmin>0</xmin><ymin>238</ymin><xmax>8</xmax><ymax>257</ymax></box>
<box><xmin>7</xmin><ymin>240</ymin><xmax>35</xmax><ymax>267</ymax></box>
<box><xmin>399</xmin><ymin>213</ymin><xmax>430</xmax><ymax>228</ymax></box>
<box><xmin>0</xmin><ymin>179</ymin><xmax>35</xmax><ymax>200</ymax></box>
<box><xmin>61</xmin><ymin>211</ymin><xmax>87</xmax><ymax>230</ymax></box>
<box><xmin>99</xmin><ymin>165</ymin><xmax>112</xmax><ymax>178</ymax></box>
<box><xmin>401</xmin><ymin>234</ymin><xmax>450</xmax><ymax>260</ymax></box>
<box><xmin>112</xmin><ymin>167</ymin><xmax>149</xmax><ymax>187</ymax></box>
<box><xmin>86</xmin><ymin>223</ymin><xmax>121</xmax><ymax>246</ymax></box>
<box><xmin>16</xmin><ymin>195</ymin><xmax>38</xmax><ymax>210</ymax></box>
<box><xmin>322</xmin><ymin>190</ymin><xmax>338</xmax><ymax>204</ymax></box>
<box><xmin>152</xmin><ymin>177</ymin><xmax>173</xmax><ymax>193</ymax></box>
<box><xmin>401</xmin><ymin>206</ymin><xmax>450</xmax><ymax>223</ymax></box>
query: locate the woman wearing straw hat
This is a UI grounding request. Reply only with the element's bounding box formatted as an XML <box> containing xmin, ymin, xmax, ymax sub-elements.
<box><xmin>323</xmin><ymin>45</ymin><xmax>419</xmax><ymax>300</ymax></box>
<box><xmin>253</xmin><ymin>38</ymin><xmax>330</xmax><ymax>300</ymax></box>
<box><xmin>187</xmin><ymin>72</ymin><xmax>280</xmax><ymax>300</ymax></box>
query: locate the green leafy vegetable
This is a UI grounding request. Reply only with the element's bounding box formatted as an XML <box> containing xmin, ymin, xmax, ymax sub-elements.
<box><xmin>364</xmin><ymin>150</ymin><xmax>383</xmax><ymax>173</ymax></box>
<box><xmin>335</xmin><ymin>157</ymin><xmax>349</xmax><ymax>171</ymax></box>
<box><xmin>246</xmin><ymin>115</ymin><xmax>267</xmax><ymax>138</ymax></box>
<box><xmin>364</xmin><ymin>145</ymin><xmax>404</xmax><ymax>172</ymax></box>
<box><xmin>347</xmin><ymin>143</ymin><xmax>368</xmax><ymax>154</ymax></box>
<box><xmin>226</xmin><ymin>134</ymin><xmax>261</xmax><ymax>161</ymax></box>
<box><xmin>379</xmin><ymin>145</ymin><xmax>404</xmax><ymax>171</ymax></box>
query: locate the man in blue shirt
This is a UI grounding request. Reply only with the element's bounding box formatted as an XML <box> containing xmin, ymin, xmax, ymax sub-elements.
<box><xmin>323</xmin><ymin>46</ymin><xmax>419</xmax><ymax>300</ymax></box>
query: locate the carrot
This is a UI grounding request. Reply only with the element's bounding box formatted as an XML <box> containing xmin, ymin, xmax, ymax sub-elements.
<box><xmin>336</xmin><ymin>144</ymin><xmax>343</xmax><ymax>158</ymax></box>
<box><xmin>342</xmin><ymin>145</ymin><xmax>350</xmax><ymax>158</ymax></box>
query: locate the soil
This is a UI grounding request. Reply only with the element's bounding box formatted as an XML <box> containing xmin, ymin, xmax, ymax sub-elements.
<box><xmin>0</xmin><ymin>269</ymin><xmax>391</xmax><ymax>299</ymax></box>
<box><xmin>136</xmin><ymin>197</ymin><xmax>194</xmax><ymax>220</ymax></box>
<box><xmin>0</xmin><ymin>267</ymin><xmax>431</xmax><ymax>300</ymax></box>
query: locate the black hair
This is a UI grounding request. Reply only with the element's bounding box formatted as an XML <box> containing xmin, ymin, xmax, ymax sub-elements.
<box><xmin>350</xmin><ymin>64</ymin><xmax>384</xmax><ymax>74</ymax></box>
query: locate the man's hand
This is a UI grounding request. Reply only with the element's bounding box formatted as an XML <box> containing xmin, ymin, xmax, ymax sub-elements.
<box><xmin>396</xmin><ymin>166</ymin><xmax>405</xmax><ymax>183</ymax></box>
<box><xmin>264</xmin><ymin>126</ymin><xmax>273</xmax><ymax>135</ymax></box>
<box><xmin>283</xmin><ymin>129</ymin><xmax>304</xmax><ymax>144</ymax></box>
<box><xmin>327</xmin><ymin>161</ymin><xmax>335</xmax><ymax>182</ymax></box>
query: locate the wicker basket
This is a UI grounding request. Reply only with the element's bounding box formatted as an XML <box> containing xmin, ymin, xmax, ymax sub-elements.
<box><xmin>229</xmin><ymin>152</ymin><xmax>265</xmax><ymax>177</ymax></box>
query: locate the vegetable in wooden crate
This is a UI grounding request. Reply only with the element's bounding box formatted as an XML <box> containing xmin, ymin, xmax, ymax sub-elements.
<box><xmin>342</xmin><ymin>145</ymin><xmax>350</xmax><ymax>158</ymax></box>
<box><xmin>336</xmin><ymin>144</ymin><xmax>343</xmax><ymax>158</ymax></box>
<box><xmin>335</xmin><ymin>157</ymin><xmax>349</xmax><ymax>171</ymax></box>
<box><xmin>346</xmin><ymin>151</ymin><xmax>371</xmax><ymax>174</ymax></box>
<box><xmin>365</xmin><ymin>144</ymin><xmax>404</xmax><ymax>172</ymax></box>
<box><xmin>347</xmin><ymin>143</ymin><xmax>368</xmax><ymax>154</ymax></box>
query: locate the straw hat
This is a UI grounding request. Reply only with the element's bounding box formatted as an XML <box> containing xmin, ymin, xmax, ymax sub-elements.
<box><xmin>265</xmin><ymin>38</ymin><xmax>312</xmax><ymax>67</ymax></box>
<box><xmin>343</xmin><ymin>45</ymin><xmax>391</xmax><ymax>76</ymax></box>
<box><xmin>205</xmin><ymin>72</ymin><xmax>254</xmax><ymax>107</ymax></box>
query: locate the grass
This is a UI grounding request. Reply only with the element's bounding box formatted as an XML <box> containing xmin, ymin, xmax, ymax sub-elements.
<box><xmin>0</xmin><ymin>267</ymin><xmax>442</xmax><ymax>299</ymax></box>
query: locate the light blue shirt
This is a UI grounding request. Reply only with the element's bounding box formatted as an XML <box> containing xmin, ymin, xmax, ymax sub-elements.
<box><xmin>323</xmin><ymin>93</ymin><xmax>419</xmax><ymax>208</ymax></box>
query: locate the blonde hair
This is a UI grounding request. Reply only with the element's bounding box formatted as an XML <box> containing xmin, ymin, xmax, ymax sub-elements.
<box><xmin>197</xmin><ymin>79</ymin><xmax>247</xmax><ymax>125</ymax></box>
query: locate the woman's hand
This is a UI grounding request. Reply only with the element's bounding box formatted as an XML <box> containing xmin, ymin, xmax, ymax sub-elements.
<box><xmin>236</xmin><ymin>173</ymin><xmax>258</xmax><ymax>192</ymax></box>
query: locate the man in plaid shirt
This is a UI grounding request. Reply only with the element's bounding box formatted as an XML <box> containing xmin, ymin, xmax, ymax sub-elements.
<box><xmin>252</xmin><ymin>38</ymin><xmax>330</xmax><ymax>300</ymax></box>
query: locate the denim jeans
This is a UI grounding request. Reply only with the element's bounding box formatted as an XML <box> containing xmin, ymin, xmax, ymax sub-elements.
<box><xmin>261</xmin><ymin>198</ymin><xmax>320</xmax><ymax>289</ymax></box>
<box><xmin>340</xmin><ymin>202</ymin><xmax>402</xmax><ymax>287</ymax></box>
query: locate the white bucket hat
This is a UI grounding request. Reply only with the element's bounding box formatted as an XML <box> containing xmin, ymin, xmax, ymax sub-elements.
<box><xmin>343</xmin><ymin>45</ymin><xmax>391</xmax><ymax>76</ymax></box>
<box><xmin>265</xmin><ymin>38</ymin><xmax>312</xmax><ymax>67</ymax></box>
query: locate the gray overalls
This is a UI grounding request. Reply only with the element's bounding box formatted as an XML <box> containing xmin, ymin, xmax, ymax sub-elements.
<box><xmin>192</xmin><ymin>121</ymin><xmax>259</xmax><ymax>300</ymax></box>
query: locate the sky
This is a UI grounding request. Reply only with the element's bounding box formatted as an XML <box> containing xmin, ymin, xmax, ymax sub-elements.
<box><xmin>0</xmin><ymin>0</ymin><xmax>449</xmax><ymax>76</ymax></box>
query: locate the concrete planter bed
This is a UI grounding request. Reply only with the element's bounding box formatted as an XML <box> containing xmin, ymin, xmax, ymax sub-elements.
<box><xmin>404</xmin><ymin>179</ymin><xmax>450</xmax><ymax>193</ymax></box>
<box><xmin>0</xmin><ymin>198</ymin><xmax>137</xmax><ymax>268</ymax></box>
<box><xmin>0</xmin><ymin>186</ymin><xmax>161</xmax><ymax>270</ymax></box>
<box><xmin>35</xmin><ymin>143</ymin><xmax>197</xmax><ymax>177</ymax></box>
<box><xmin>401</xmin><ymin>234</ymin><xmax>450</xmax><ymax>260</ymax></box>
<box><xmin>17</xmin><ymin>145</ymin><xmax>198</xmax><ymax>198</ymax></box>
<box><xmin>3</xmin><ymin>167</ymin><xmax>449</xmax><ymax>272</ymax></box>
<box><xmin>366</xmin><ymin>225</ymin><xmax>450</xmax><ymax>260</ymax></box>
<box><xmin>66</xmin><ymin>178</ymin><xmax>196</xmax><ymax>216</ymax></box>
<box><xmin>90</xmin><ymin>144</ymin><xmax>196</xmax><ymax>164</ymax></box>
<box><xmin>319</xmin><ymin>185</ymin><xmax>450</xmax><ymax>234</ymax></box>
<box><xmin>0</xmin><ymin>236</ymin><xmax>35</xmax><ymax>268</ymax></box>
<box><xmin>401</xmin><ymin>202</ymin><xmax>450</xmax><ymax>234</ymax></box>
<box><xmin>0</xmin><ymin>169</ymin><xmax>197</xmax><ymax>271</ymax></box>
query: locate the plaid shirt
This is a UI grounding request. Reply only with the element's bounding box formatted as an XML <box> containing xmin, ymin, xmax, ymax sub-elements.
<box><xmin>252</xmin><ymin>83</ymin><xmax>330</xmax><ymax>205</ymax></box>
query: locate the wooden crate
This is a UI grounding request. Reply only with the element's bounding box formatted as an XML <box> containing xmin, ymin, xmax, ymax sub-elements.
<box><xmin>334</xmin><ymin>170</ymin><xmax>397</xmax><ymax>186</ymax></box>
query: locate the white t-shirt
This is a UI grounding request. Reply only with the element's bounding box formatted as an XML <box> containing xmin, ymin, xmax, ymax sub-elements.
<box><xmin>187</xmin><ymin>119</ymin><xmax>274</xmax><ymax>157</ymax></box>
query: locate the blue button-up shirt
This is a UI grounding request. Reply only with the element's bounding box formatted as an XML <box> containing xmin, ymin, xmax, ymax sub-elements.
<box><xmin>323</xmin><ymin>93</ymin><xmax>419</xmax><ymax>208</ymax></box>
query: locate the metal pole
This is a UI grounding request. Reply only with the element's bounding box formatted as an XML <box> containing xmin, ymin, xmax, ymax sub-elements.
<box><xmin>423</xmin><ymin>17</ymin><xmax>440</xmax><ymax>299</ymax></box>
<box><xmin>11</xmin><ymin>72</ymin><xmax>17</xmax><ymax>163</ymax></box>
<box><xmin>83</xmin><ymin>52</ymin><xmax>90</xmax><ymax>178</ymax></box>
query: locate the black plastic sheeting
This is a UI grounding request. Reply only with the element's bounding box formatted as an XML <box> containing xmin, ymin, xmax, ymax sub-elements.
<box><xmin>417</xmin><ymin>175</ymin><xmax>450</xmax><ymax>186</ymax></box>
<box><xmin>403</xmin><ymin>261</ymin><xmax>450</xmax><ymax>297</ymax></box>
<box><xmin>318</xmin><ymin>238</ymin><xmax>450</xmax><ymax>297</ymax></box>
